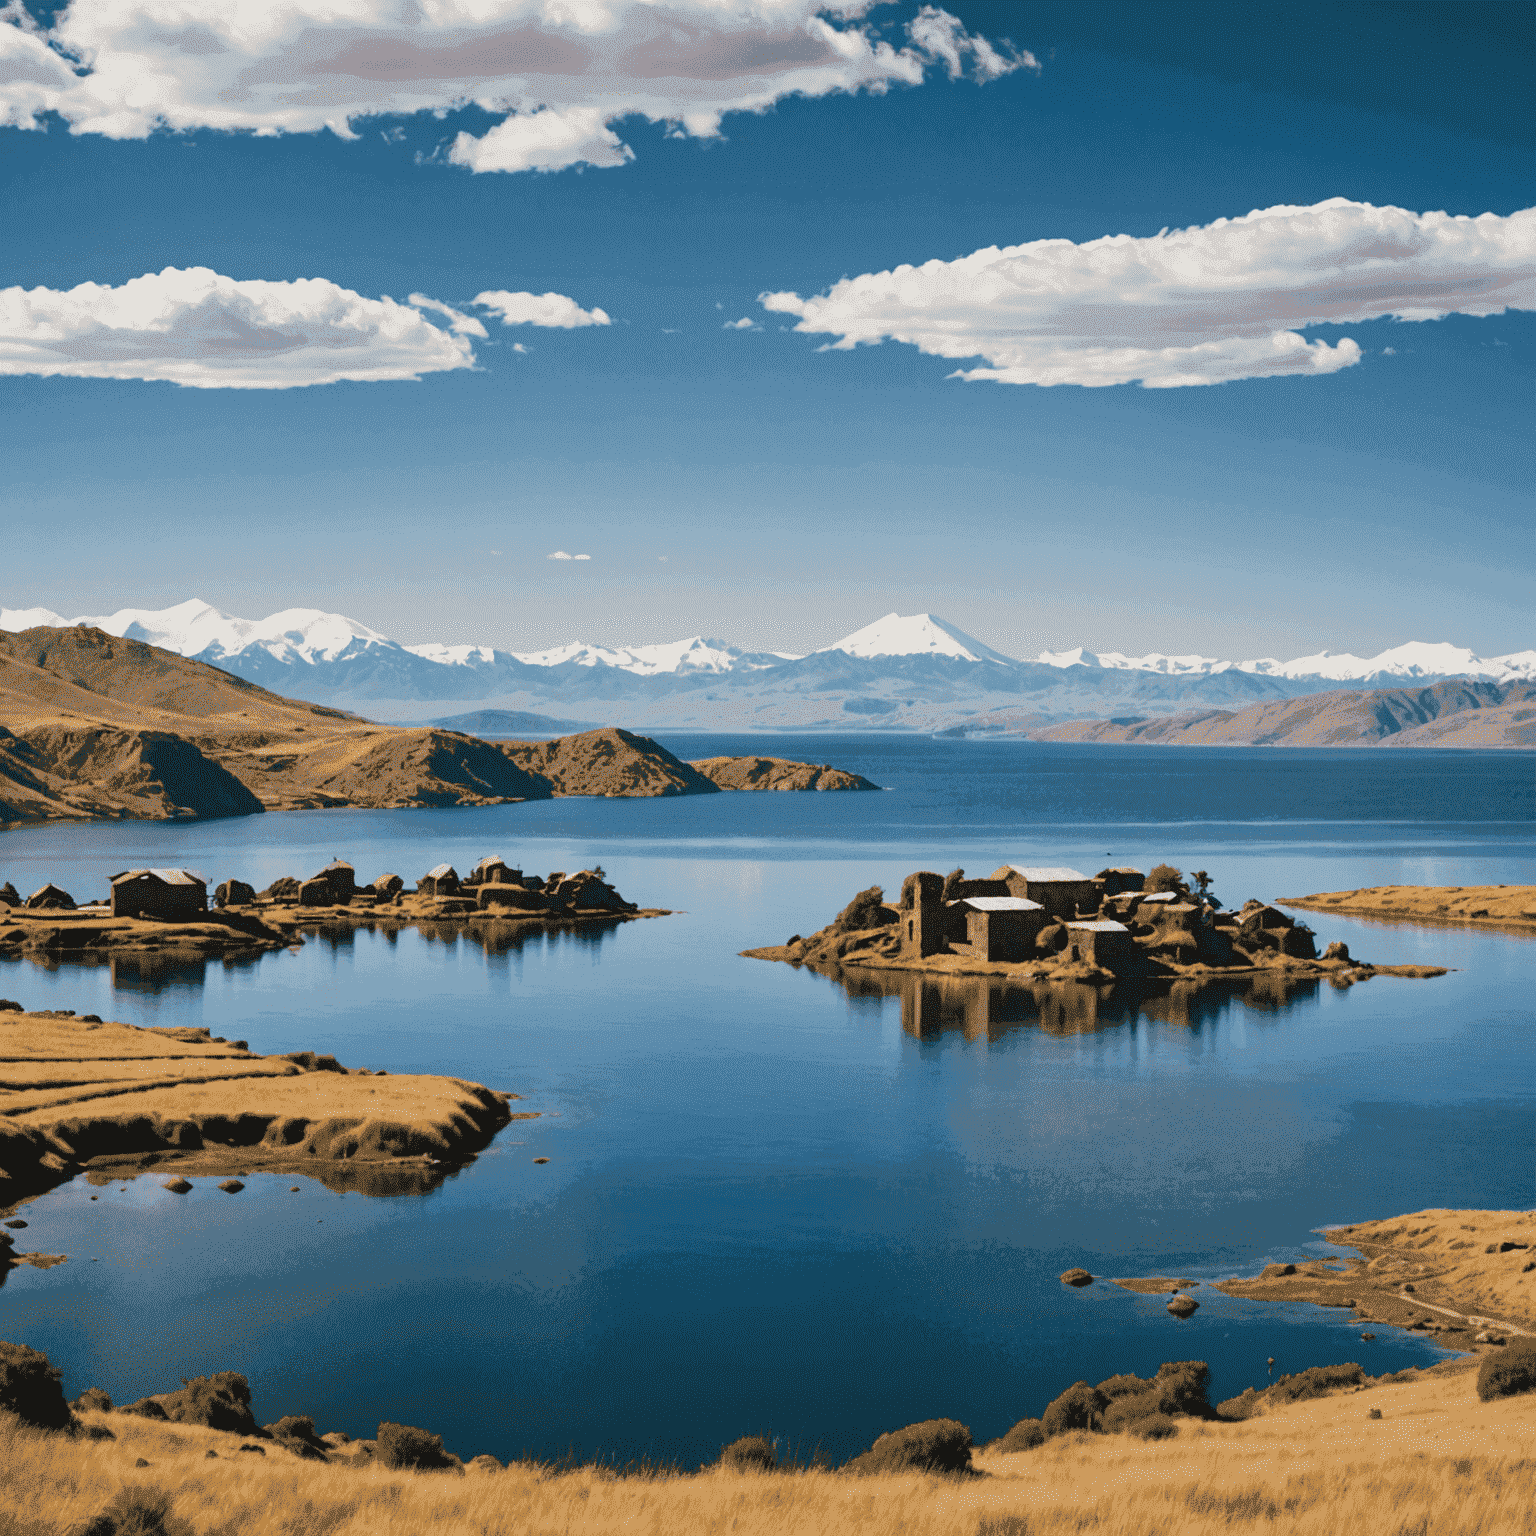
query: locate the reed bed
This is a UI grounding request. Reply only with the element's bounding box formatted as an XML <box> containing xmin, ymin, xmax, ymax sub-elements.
<box><xmin>2</xmin><ymin>1368</ymin><xmax>1531</xmax><ymax>1536</ymax></box>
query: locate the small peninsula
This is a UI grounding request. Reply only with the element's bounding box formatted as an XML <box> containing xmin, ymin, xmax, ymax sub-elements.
<box><xmin>0</xmin><ymin>1006</ymin><xmax>521</xmax><ymax>1211</ymax></box>
<box><xmin>1279</xmin><ymin>885</ymin><xmax>1536</xmax><ymax>932</ymax></box>
<box><xmin>747</xmin><ymin>863</ymin><xmax>1448</xmax><ymax>988</ymax></box>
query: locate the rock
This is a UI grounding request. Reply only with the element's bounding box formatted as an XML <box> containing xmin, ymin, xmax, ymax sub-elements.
<box><xmin>74</xmin><ymin>1387</ymin><xmax>113</xmax><ymax>1413</ymax></box>
<box><xmin>4</xmin><ymin>1219</ymin><xmax>27</xmax><ymax>1229</ymax></box>
<box><xmin>467</xmin><ymin>1454</ymin><xmax>503</xmax><ymax>1473</ymax></box>
<box><xmin>120</xmin><ymin>1399</ymin><xmax>168</xmax><ymax>1420</ymax></box>
<box><xmin>214</xmin><ymin>880</ymin><xmax>255</xmax><ymax>908</ymax></box>
<box><xmin>1361</xmin><ymin>1333</ymin><xmax>1376</xmax><ymax>1341</ymax></box>
<box><xmin>0</xmin><ymin>1340</ymin><xmax>75</xmax><ymax>1430</ymax></box>
<box><xmin>218</xmin><ymin>1180</ymin><xmax>244</xmax><ymax>1194</ymax></box>
<box><xmin>1060</xmin><ymin>1268</ymin><xmax>1094</xmax><ymax>1287</ymax></box>
<box><xmin>206</xmin><ymin>1448</ymin><xmax>219</xmax><ymax>1457</ymax></box>
<box><xmin>239</xmin><ymin>1443</ymin><xmax>265</xmax><ymax>1455</ymax></box>
<box><xmin>1401</xmin><ymin>1283</ymin><xmax>1415</xmax><ymax>1293</ymax></box>
<box><xmin>134</xmin><ymin>1458</ymin><xmax>150</xmax><ymax>1468</ymax></box>
<box><xmin>163</xmin><ymin>1178</ymin><xmax>193</xmax><ymax>1194</ymax></box>
<box><xmin>1166</xmin><ymin>1295</ymin><xmax>1199</xmax><ymax>1318</ymax></box>
<box><xmin>1323</xmin><ymin>941</ymin><xmax>1351</xmax><ymax>962</ymax></box>
<box><xmin>1261</xmin><ymin>1263</ymin><xmax>1297</xmax><ymax>1278</ymax></box>
<box><xmin>1368</xmin><ymin>1408</ymin><xmax>1382</xmax><ymax>1419</ymax></box>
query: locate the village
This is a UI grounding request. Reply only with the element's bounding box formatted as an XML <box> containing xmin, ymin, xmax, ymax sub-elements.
<box><xmin>746</xmin><ymin>861</ymin><xmax>1449</xmax><ymax>990</ymax></box>
<box><xmin>0</xmin><ymin>857</ymin><xmax>660</xmax><ymax>965</ymax></box>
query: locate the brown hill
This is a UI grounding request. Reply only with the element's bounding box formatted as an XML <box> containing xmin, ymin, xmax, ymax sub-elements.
<box><xmin>1030</xmin><ymin>678</ymin><xmax>1536</xmax><ymax>749</ymax></box>
<box><xmin>500</xmin><ymin>728</ymin><xmax>720</xmax><ymax>797</ymax></box>
<box><xmin>0</xmin><ymin>628</ymin><xmax>879</xmax><ymax>827</ymax></box>
<box><xmin>690</xmin><ymin>755</ymin><xmax>881</xmax><ymax>791</ymax></box>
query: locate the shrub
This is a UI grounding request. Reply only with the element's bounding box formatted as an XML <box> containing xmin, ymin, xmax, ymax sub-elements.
<box><xmin>377</xmin><ymin>1421</ymin><xmax>459</xmax><ymax>1470</ymax></box>
<box><xmin>1095</xmin><ymin>1373</ymin><xmax>1150</xmax><ymax>1401</ymax></box>
<box><xmin>1477</xmin><ymin>1339</ymin><xmax>1536</xmax><ymax>1402</ymax></box>
<box><xmin>78</xmin><ymin>1485</ymin><xmax>195</xmax><ymax>1536</ymax></box>
<box><xmin>1040</xmin><ymin>1381</ymin><xmax>1105</xmax><ymax>1437</ymax></box>
<box><xmin>1128</xmin><ymin>1413</ymin><xmax>1179</xmax><ymax>1440</ymax></box>
<box><xmin>1268</xmin><ymin>1363</ymin><xmax>1363</xmax><ymax>1405</ymax></box>
<box><xmin>845</xmin><ymin>1418</ymin><xmax>972</xmax><ymax>1475</ymax></box>
<box><xmin>1217</xmin><ymin>1387</ymin><xmax>1261</xmax><ymax>1422</ymax></box>
<box><xmin>1101</xmin><ymin>1391</ymin><xmax>1163</xmax><ymax>1433</ymax></box>
<box><xmin>990</xmin><ymin>1417</ymin><xmax>1045</xmax><ymax>1452</ymax></box>
<box><xmin>832</xmin><ymin>887</ymin><xmax>892</xmax><ymax>933</ymax></box>
<box><xmin>160</xmin><ymin>1373</ymin><xmax>256</xmax><ymax>1434</ymax></box>
<box><xmin>74</xmin><ymin>1387</ymin><xmax>113</xmax><ymax>1413</ymax></box>
<box><xmin>718</xmin><ymin>1435</ymin><xmax>777</xmax><ymax>1471</ymax></box>
<box><xmin>1153</xmin><ymin>1360</ymin><xmax>1212</xmax><ymax>1417</ymax></box>
<box><xmin>0</xmin><ymin>1341</ymin><xmax>73</xmax><ymax>1431</ymax></box>
<box><xmin>1144</xmin><ymin>864</ymin><xmax>1187</xmax><ymax>895</ymax></box>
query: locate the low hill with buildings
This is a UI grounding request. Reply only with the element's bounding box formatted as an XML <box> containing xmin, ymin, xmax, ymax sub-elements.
<box><xmin>0</xmin><ymin>628</ymin><xmax>878</xmax><ymax>827</ymax></box>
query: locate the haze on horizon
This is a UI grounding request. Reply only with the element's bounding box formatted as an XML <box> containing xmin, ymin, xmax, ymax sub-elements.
<box><xmin>1</xmin><ymin>1</ymin><xmax>1531</xmax><ymax>664</ymax></box>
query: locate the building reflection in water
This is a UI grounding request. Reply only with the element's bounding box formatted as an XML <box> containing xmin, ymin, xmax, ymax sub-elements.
<box><xmin>811</xmin><ymin>963</ymin><xmax>1323</xmax><ymax>1042</ymax></box>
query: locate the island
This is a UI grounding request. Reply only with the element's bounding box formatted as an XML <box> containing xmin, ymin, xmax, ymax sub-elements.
<box><xmin>0</xmin><ymin>1006</ymin><xmax>521</xmax><ymax>1212</ymax></box>
<box><xmin>1279</xmin><ymin>885</ymin><xmax>1536</xmax><ymax>932</ymax></box>
<box><xmin>746</xmin><ymin>862</ymin><xmax>1448</xmax><ymax>988</ymax></box>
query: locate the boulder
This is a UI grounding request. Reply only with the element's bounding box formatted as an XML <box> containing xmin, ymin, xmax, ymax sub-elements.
<box><xmin>1166</xmin><ymin>1294</ymin><xmax>1199</xmax><ymax>1318</ymax></box>
<box><xmin>120</xmin><ymin>1398</ymin><xmax>168</xmax><ymax>1421</ymax></box>
<box><xmin>261</xmin><ymin>877</ymin><xmax>300</xmax><ymax>902</ymax></box>
<box><xmin>370</xmin><ymin>873</ymin><xmax>404</xmax><ymax>899</ymax></box>
<box><xmin>265</xmin><ymin>1415</ymin><xmax>330</xmax><ymax>1460</ymax></box>
<box><xmin>1261</xmin><ymin>1263</ymin><xmax>1297</xmax><ymax>1278</ymax></box>
<box><xmin>1059</xmin><ymin>1268</ymin><xmax>1094</xmax><ymax>1287</ymax></box>
<box><xmin>74</xmin><ymin>1387</ymin><xmax>113</xmax><ymax>1413</ymax></box>
<box><xmin>214</xmin><ymin>880</ymin><xmax>255</xmax><ymax>909</ymax></box>
<box><xmin>1323</xmin><ymin>941</ymin><xmax>1351</xmax><ymax>962</ymax></box>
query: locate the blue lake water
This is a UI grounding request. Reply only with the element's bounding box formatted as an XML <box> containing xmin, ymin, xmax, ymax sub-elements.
<box><xmin>1</xmin><ymin>738</ymin><xmax>1532</xmax><ymax>1465</ymax></box>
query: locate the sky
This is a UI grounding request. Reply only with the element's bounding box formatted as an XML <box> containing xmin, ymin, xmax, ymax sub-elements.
<box><xmin>1</xmin><ymin>0</ymin><xmax>1532</xmax><ymax>662</ymax></box>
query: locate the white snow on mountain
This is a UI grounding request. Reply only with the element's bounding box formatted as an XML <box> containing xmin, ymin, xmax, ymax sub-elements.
<box><xmin>1</xmin><ymin>598</ymin><xmax>1531</xmax><ymax>685</ymax></box>
<box><xmin>508</xmin><ymin>635</ymin><xmax>793</xmax><ymax>674</ymax></box>
<box><xmin>0</xmin><ymin>598</ymin><xmax>390</xmax><ymax>664</ymax></box>
<box><xmin>824</xmin><ymin>613</ymin><xmax>1017</xmax><ymax>665</ymax></box>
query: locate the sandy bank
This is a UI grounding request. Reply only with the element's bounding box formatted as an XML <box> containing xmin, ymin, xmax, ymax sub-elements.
<box><xmin>0</xmin><ymin>1009</ymin><xmax>519</xmax><ymax>1210</ymax></box>
<box><xmin>0</xmin><ymin>907</ymin><xmax>290</xmax><ymax>961</ymax></box>
<box><xmin>1280</xmin><ymin>885</ymin><xmax>1536</xmax><ymax>932</ymax></box>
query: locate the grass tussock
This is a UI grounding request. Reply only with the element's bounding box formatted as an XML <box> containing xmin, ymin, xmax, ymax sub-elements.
<box><xmin>2</xmin><ymin>1367</ymin><xmax>1534</xmax><ymax>1536</ymax></box>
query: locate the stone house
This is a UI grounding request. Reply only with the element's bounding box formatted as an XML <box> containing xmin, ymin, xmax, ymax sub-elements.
<box><xmin>1064</xmin><ymin>919</ymin><xmax>1135</xmax><ymax>969</ymax></box>
<box><xmin>25</xmin><ymin>883</ymin><xmax>76</xmax><ymax>911</ymax></box>
<box><xmin>417</xmin><ymin>864</ymin><xmax>460</xmax><ymax>897</ymax></box>
<box><xmin>956</xmin><ymin>896</ymin><xmax>1046</xmax><ymax>962</ymax></box>
<box><xmin>899</xmin><ymin>871</ymin><xmax>947</xmax><ymax>959</ymax></box>
<box><xmin>989</xmin><ymin>865</ymin><xmax>1098</xmax><ymax>919</ymax></box>
<box><xmin>371</xmin><ymin>873</ymin><xmax>405</xmax><ymax>898</ymax></box>
<box><xmin>109</xmin><ymin>869</ymin><xmax>206</xmax><ymax>920</ymax></box>
<box><xmin>465</xmin><ymin>856</ymin><xmax>519</xmax><ymax>887</ymax></box>
<box><xmin>1094</xmin><ymin>867</ymin><xmax>1145</xmax><ymax>897</ymax></box>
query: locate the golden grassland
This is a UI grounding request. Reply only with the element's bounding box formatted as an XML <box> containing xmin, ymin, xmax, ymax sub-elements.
<box><xmin>1280</xmin><ymin>885</ymin><xmax>1536</xmax><ymax>931</ymax></box>
<box><xmin>3</xmin><ymin>1364</ymin><xmax>1533</xmax><ymax>1536</ymax></box>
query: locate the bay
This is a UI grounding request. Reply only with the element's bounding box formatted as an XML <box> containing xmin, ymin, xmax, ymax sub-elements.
<box><xmin>1</xmin><ymin>738</ymin><xmax>1532</xmax><ymax>1466</ymax></box>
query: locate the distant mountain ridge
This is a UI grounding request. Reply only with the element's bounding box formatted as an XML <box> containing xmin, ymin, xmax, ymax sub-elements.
<box><xmin>3</xmin><ymin>599</ymin><xmax>1531</xmax><ymax>734</ymax></box>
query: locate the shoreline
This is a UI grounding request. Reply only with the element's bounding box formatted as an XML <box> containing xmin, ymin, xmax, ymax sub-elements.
<box><xmin>1279</xmin><ymin>885</ymin><xmax>1536</xmax><ymax>933</ymax></box>
<box><xmin>0</xmin><ymin>1007</ymin><xmax>522</xmax><ymax>1213</ymax></box>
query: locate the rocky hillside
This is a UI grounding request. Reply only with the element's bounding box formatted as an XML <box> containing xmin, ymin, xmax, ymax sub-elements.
<box><xmin>1029</xmin><ymin>678</ymin><xmax>1536</xmax><ymax>749</ymax></box>
<box><xmin>689</xmin><ymin>755</ymin><xmax>881</xmax><ymax>791</ymax></box>
<box><xmin>0</xmin><ymin>629</ymin><xmax>879</xmax><ymax>826</ymax></box>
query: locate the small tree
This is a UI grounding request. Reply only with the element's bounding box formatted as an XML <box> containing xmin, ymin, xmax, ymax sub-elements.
<box><xmin>1145</xmin><ymin>864</ymin><xmax>1187</xmax><ymax>896</ymax></box>
<box><xmin>1191</xmin><ymin>871</ymin><xmax>1212</xmax><ymax>896</ymax></box>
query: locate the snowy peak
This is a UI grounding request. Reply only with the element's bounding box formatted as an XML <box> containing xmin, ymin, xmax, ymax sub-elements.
<box><xmin>824</xmin><ymin>613</ymin><xmax>1018</xmax><ymax>665</ymax></box>
<box><xmin>0</xmin><ymin>598</ymin><xmax>390</xmax><ymax>666</ymax></box>
<box><xmin>507</xmin><ymin>635</ymin><xmax>792</xmax><ymax>675</ymax></box>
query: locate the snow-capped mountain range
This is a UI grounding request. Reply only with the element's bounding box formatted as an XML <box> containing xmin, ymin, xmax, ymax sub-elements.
<box><xmin>3</xmin><ymin>599</ymin><xmax>1531</xmax><ymax>733</ymax></box>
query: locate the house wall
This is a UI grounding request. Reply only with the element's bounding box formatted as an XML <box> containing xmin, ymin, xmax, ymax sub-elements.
<box><xmin>111</xmin><ymin>881</ymin><xmax>205</xmax><ymax>920</ymax></box>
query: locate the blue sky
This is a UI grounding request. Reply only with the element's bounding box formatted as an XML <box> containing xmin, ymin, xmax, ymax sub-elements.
<box><xmin>2</xmin><ymin>0</ymin><xmax>1531</xmax><ymax>660</ymax></box>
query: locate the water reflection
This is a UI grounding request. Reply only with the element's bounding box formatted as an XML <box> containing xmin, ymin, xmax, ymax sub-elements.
<box><xmin>809</xmin><ymin>961</ymin><xmax>1324</xmax><ymax>1041</ymax></box>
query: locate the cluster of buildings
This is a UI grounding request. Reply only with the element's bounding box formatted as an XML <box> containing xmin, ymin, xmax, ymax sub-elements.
<box><xmin>897</xmin><ymin>864</ymin><xmax>1224</xmax><ymax>969</ymax></box>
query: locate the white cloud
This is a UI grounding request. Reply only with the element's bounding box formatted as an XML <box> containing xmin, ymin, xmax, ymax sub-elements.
<box><xmin>723</xmin><ymin>317</ymin><xmax>758</xmax><ymax>330</ymax></box>
<box><xmin>0</xmin><ymin>2</ymin><xmax>1029</xmax><ymax>174</ymax></box>
<box><xmin>0</xmin><ymin>266</ymin><xmax>477</xmax><ymax>388</ymax></box>
<box><xmin>474</xmin><ymin>291</ymin><xmax>610</xmax><ymax>328</ymax></box>
<box><xmin>407</xmin><ymin>293</ymin><xmax>488</xmax><ymax>338</ymax></box>
<box><xmin>761</xmin><ymin>200</ymin><xmax>1536</xmax><ymax>388</ymax></box>
<box><xmin>547</xmin><ymin>551</ymin><xmax>590</xmax><ymax>561</ymax></box>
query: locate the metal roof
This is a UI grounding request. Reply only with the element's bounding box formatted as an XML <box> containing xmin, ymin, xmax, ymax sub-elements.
<box><xmin>961</xmin><ymin>896</ymin><xmax>1044</xmax><ymax>912</ymax></box>
<box><xmin>1067</xmin><ymin>920</ymin><xmax>1131</xmax><ymax>933</ymax></box>
<box><xmin>1000</xmin><ymin>865</ymin><xmax>1090</xmax><ymax>883</ymax></box>
<box><xmin>424</xmin><ymin>863</ymin><xmax>458</xmax><ymax>879</ymax></box>
<box><xmin>1139</xmin><ymin>891</ymin><xmax>1179</xmax><ymax>903</ymax></box>
<box><xmin>109</xmin><ymin>868</ymin><xmax>207</xmax><ymax>886</ymax></box>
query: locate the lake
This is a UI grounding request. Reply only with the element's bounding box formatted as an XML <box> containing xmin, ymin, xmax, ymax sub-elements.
<box><xmin>1</xmin><ymin>738</ymin><xmax>1532</xmax><ymax>1466</ymax></box>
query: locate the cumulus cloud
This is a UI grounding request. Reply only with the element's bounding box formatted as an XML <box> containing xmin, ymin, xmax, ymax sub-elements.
<box><xmin>474</xmin><ymin>291</ymin><xmax>610</xmax><ymax>328</ymax></box>
<box><xmin>723</xmin><ymin>316</ymin><xmax>758</xmax><ymax>330</ymax></box>
<box><xmin>0</xmin><ymin>267</ymin><xmax>478</xmax><ymax>388</ymax></box>
<box><xmin>407</xmin><ymin>293</ymin><xmax>488</xmax><ymax>337</ymax></box>
<box><xmin>547</xmin><ymin>550</ymin><xmax>590</xmax><ymax>560</ymax></box>
<box><xmin>0</xmin><ymin>2</ymin><xmax>1030</xmax><ymax>174</ymax></box>
<box><xmin>761</xmin><ymin>200</ymin><xmax>1536</xmax><ymax>388</ymax></box>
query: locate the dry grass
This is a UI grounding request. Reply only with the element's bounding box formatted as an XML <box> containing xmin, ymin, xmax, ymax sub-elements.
<box><xmin>1280</xmin><ymin>885</ymin><xmax>1536</xmax><ymax>931</ymax></box>
<box><xmin>3</xmin><ymin>1369</ymin><xmax>1532</xmax><ymax>1536</ymax></box>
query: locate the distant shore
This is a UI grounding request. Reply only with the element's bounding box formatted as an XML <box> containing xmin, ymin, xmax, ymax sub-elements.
<box><xmin>1280</xmin><ymin>886</ymin><xmax>1536</xmax><ymax>932</ymax></box>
